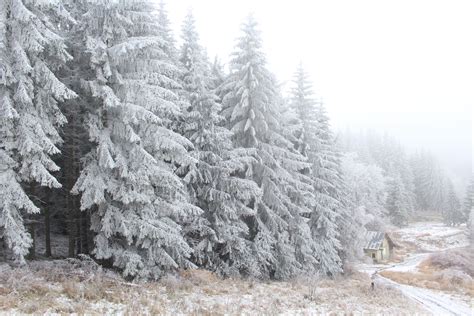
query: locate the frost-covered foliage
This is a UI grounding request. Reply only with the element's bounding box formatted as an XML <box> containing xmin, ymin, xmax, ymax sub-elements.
<box><xmin>443</xmin><ymin>181</ymin><xmax>463</xmax><ymax>226</ymax></box>
<box><xmin>411</xmin><ymin>151</ymin><xmax>447</xmax><ymax>213</ymax></box>
<box><xmin>0</xmin><ymin>0</ymin><xmax>75</xmax><ymax>262</ymax></box>
<box><xmin>70</xmin><ymin>0</ymin><xmax>200</xmax><ymax>280</ymax></box>
<box><xmin>222</xmin><ymin>17</ymin><xmax>317</xmax><ymax>279</ymax></box>
<box><xmin>178</xmin><ymin>11</ymin><xmax>262</xmax><ymax>277</ymax></box>
<box><xmin>288</xmin><ymin>65</ymin><xmax>356</xmax><ymax>274</ymax></box>
<box><xmin>340</xmin><ymin>153</ymin><xmax>387</xmax><ymax>229</ymax></box>
<box><xmin>468</xmin><ymin>209</ymin><xmax>474</xmax><ymax>243</ymax></box>
<box><xmin>463</xmin><ymin>176</ymin><xmax>474</xmax><ymax>223</ymax></box>
<box><xmin>340</xmin><ymin>130</ymin><xmax>457</xmax><ymax>220</ymax></box>
<box><xmin>386</xmin><ymin>175</ymin><xmax>409</xmax><ymax>227</ymax></box>
<box><xmin>311</xmin><ymin>104</ymin><xmax>354</xmax><ymax>274</ymax></box>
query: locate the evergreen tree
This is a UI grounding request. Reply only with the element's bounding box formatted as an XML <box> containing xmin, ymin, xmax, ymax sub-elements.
<box><xmin>463</xmin><ymin>176</ymin><xmax>474</xmax><ymax>223</ymax></box>
<box><xmin>179</xmin><ymin>11</ymin><xmax>262</xmax><ymax>277</ymax></box>
<box><xmin>312</xmin><ymin>103</ymin><xmax>352</xmax><ymax>274</ymax></box>
<box><xmin>288</xmin><ymin>65</ymin><xmax>351</xmax><ymax>274</ymax></box>
<box><xmin>468</xmin><ymin>208</ymin><xmax>474</xmax><ymax>244</ymax></box>
<box><xmin>0</xmin><ymin>0</ymin><xmax>76</xmax><ymax>262</ymax></box>
<box><xmin>341</xmin><ymin>152</ymin><xmax>387</xmax><ymax>230</ymax></box>
<box><xmin>71</xmin><ymin>0</ymin><xmax>199</xmax><ymax>279</ymax></box>
<box><xmin>443</xmin><ymin>181</ymin><xmax>463</xmax><ymax>226</ymax></box>
<box><xmin>222</xmin><ymin>16</ymin><xmax>316</xmax><ymax>278</ymax></box>
<box><xmin>411</xmin><ymin>151</ymin><xmax>446</xmax><ymax>212</ymax></box>
<box><xmin>386</xmin><ymin>175</ymin><xmax>409</xmax><ymax>227</ymax></box>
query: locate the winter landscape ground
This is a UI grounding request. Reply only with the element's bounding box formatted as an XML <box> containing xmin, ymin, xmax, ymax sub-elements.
<box><xmin>1</xmin><ymin>221</ymin><xmax>471</xmax><ymax>315</ymax></box>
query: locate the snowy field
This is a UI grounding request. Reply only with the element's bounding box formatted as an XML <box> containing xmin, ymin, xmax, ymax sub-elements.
<box><xmin>394</xmin><ymin>222</ymin><xmax>469</xmax><ymax>252</ymax></box>
<box><xmin>0</xmin><ymin>260</ymin><xmax>422</xmax><ymax>315</ymax></box>
<box><xmin>1</xmin><ymin>221</ymin><xmax>472</xmax><ymax>315</ymax></box>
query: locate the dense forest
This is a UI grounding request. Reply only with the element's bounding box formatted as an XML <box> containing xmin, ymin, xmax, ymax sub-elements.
<box><xmin>1</xmin><ymin>0</ymin><xmax>472</xmax><ymax>281</ymax></box>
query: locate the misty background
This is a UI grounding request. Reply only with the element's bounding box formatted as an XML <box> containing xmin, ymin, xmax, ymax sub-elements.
<box><xmin>164</xmin><ymin>0</ymin><xmax>473</xmax><ymax>186</ymax></box>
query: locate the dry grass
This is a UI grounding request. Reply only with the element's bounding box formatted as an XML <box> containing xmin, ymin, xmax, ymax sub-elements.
<box><xmin>0</xmin><ymin>259</ymin><xmax>424</xmax><ymax>315</ymax></box>
<box><xmin>423</xmin><ymin>247</ymin><xmax>474</xmax><ymax>276</ymax></box>
<box><xmin>380</xmin><ymin>247</ymin><xmax>474</xmax><ymax>296</ymax></box>
<box><xmin>387</xmin><ymin>231</ymin><xmax>418</xmax><ymax>263</ymax></box>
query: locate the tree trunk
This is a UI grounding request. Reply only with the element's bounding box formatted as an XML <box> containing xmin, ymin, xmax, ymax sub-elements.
<box><xmin>68</xmin><ymin>217</ymin><xmax>76</xmax><ymax>258</ymax></box>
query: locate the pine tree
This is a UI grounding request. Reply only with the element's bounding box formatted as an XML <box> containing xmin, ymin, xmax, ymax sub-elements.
<box><xmin>443</xmin><ymin>181</ymin><xmax>463</xmax><ymax>226</ymax></box>
<box><xmin>222</xmin><ymin>16</ymin><xmax>316</xmax><ymax>278</ymax></box>
<box><xmin>288</xmin><ymin>64</ymin><xmax>351</xmax><ymax>274</ymax></box>
<box><xmin>312</xmin><ymin>103</ymin><xmax>353</xmax><ymax>274</ymax></box>
<box><xmin>71</xmin><ymin>0</ymin><xmax>200</xmax><ymax>279</ymax></box>
<box><xmin>411</xmin><ymin>151</ymin><xmax>446</xmax><ymax>213</ymax></box>
<box><xmin>179</xmin><ymin>11</ymin><xmax>262</xmax><ymax>277</ymax></box>
<box><xmin>463</xmin><ymin>176</ymin><xmax>474</xmax><ymax>223</ymax></box>
<box><xmin>386</xmin><ymin>175</ymin><xmax>409</xmax><ymax>227</ymax></box>
<box><xmin>468</xmin><ymin>208</ymin><xmax>474</xmax><ymax>244</ymax></box>
<box><xmin>288</xmin><ymin>63</ymin><xmax>318</xmax><ymax>157</ymax></box>
<box><xmin>0</xmin><ymin>0</ymin><xmax>76</xmax><ymax>261</ymax></box>
<box><xmin>341</xmin><ymin>153</ymin><xmax>387</xmax><ymax>230</ymax></box>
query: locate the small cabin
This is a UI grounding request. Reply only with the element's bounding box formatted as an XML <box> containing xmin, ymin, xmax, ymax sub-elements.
<box><xmin>363</xmin><ymin>231</ymin><xmax>394</xmax><ymax>263</ymax></box>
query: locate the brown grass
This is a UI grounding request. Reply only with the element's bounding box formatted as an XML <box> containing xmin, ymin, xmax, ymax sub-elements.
<box><xmin>0</xmin><ymin>260</ymin><xmax>424</xmax><ymax>315</ymax></box>
<box><xmin>388</xmin><ymin>231</ymin><xmax>419</xmax><ymax>262</ymax></box>
<box><xmin>380</xmin><ymin>248</ymin><xmax>474</xmax><ymax>296</ymax></box>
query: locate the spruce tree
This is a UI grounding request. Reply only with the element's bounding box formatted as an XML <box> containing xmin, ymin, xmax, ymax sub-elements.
<box><xmin>443</xmin><ymin>181</ymin><xmax>463</xmax><ymax>226</ymax></box>
<box><xmin>0</xmin><ymin>0</ymin><xmax>76</xmax><ymax>262</ymax></box>
<box><xmin>386</xmin><ymin>175</ymin><xmax>409</xmax><ymax>227</ymax></box>
<box><xmin>71</xmin><ymin>0</ymin><xmax>199</xmax><ymax>279</ymax></box>
<box><xmin>463</xmin><ymin>176</ymin><xmax>474</xmax><ymax>223</ymax></box>
<box><xmin>313</xmin><ymin>103</ymin><xmax>353</xmax><ymax>273</ymax></box>
<box><xmin>340</xmin><ymin>152</ymin><xmax>387</xmax><ymax>232</ymax></box>
<box><xmin>288</xmin><ymin>64</ymin><xmax>360</xmax><ymax>273</ymax></box>
<box><xmin>411</xmin><ymin>151</ymin><xmax>446</xmax><ymax>213</ymax></box>
<box><xmin>222</xmin><ymin>16</ymin><xmax>316</xmax><ymax>278</ymax></box>
<box><xmin>179</xmin><ymin>11</ymin><xmax>262</xmax><ymax>277</ymax></box>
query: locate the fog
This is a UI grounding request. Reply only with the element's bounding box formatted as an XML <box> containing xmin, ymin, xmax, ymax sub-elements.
<box><xmin>164</xmin><ymin>0</ymin><xmax>473</xmax><ymax>180</ymax></box>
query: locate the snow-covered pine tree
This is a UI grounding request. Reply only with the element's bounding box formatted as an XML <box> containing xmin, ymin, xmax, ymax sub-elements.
<box><xmin>411</xmin><ymin>151</ymin><xmax>446</xmax><ymax>213</ymax></box>
<box><xmin>386</xmin><ymin>175</ymin><xmax>409</xmax><ymax>227</ymax></box>
<box><xmin>468</xmin><ymin>208</ymin><xmax>474</xmax><ymax>243</ymax></box>
<box><xmin>288</xmin><ymin>63</ymin><xmax>318</xmax><ymax>157</ymax></box>
<box><xmin>443</xmin><ymin>181</ymin><xmax>463</xmax><ymax>226</ymax></box>
<box><xmin>463</xmin><ymin>176</ymin><xmax>474</xmax><ymax>223</ymax></box>
<box><xmin>0</xmin><ymin>0</ymin><xmax>76</xmax><ymax>261</ymax></box>
<box><xmin>222</xmin><ymin>16</ymin><xmax>316</xmax><ymax>278</ymax></box>
<box><xmin>157</xmin><ymin>0</ymin><xmax>176</xmax><ymax>59</ymax></box>
<box><xmin>288</xmin><ymin>66</ymin><xmax>342</xmax><ymax>273</ymax></box>
<box><xmin>210</xmin><ymin>57</ymin><xmax>226</xmax><ymax>92</ymax></box>
<box><xmin>312</xmin><ymin>102</ymin><xmax>354</xmax><ymax>273</ymax></box>
<box><xmin>70</xmin><ymin>0</ymin><xmax>200</xmax><ymax>279</ymax></box>
<box><xmin>340</xmin><ymin>153</ymin><xmax>387</xmax><ymax>231</ymax></box>
<box><xmin>389</xmin><ymin>142</ymin><xmax>416</xmax><ymax>217</ymax></box>
<box><xmin>178</xmin><ymin>11</ymin><xmax>262</xmax><ymax>277</ymax></box>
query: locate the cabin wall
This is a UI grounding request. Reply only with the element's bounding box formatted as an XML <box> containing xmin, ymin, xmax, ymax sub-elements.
<box><xmin>382</xmin><ymin>238</ymin><xmax>390</xmax><ymax>260</ymax></box>
<box><xmin>364</xmin><ymin>249</ymin><xmax>383</xmax><ymax>263</ymax></box>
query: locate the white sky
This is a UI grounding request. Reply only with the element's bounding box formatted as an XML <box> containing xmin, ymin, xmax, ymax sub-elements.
<box><xmin>164</xmin><ymin>0</ymin><xmax>473</xmax><ymax>179</ymax></box>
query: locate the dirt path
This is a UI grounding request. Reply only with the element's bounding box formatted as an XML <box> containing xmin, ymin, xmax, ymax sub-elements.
<box><xmin>376</xmin><ymin>270</ymin><xmax>472</xmax><ymax>315</ymax></box>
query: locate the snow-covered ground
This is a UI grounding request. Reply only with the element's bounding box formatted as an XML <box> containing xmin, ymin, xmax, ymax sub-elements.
<box><xmin>1</xmin><ymin>221</ymin><xmax>471</xmax><ymax>315</ymax></box>
<box><xmin>394</xmin><ymin>222</ymin><xmax>469</xmax><ymax>252</ymax></box>
<box><xmin>378</xmin><ymin>274</ymin><xmax>473</xmax><ymax>316</ymax></box>
<box><xmin>359</xmin><ymin>222</ymin><xmax>473</xmax><ymax>316</ymax></box>
<box><xmin>0</xmin><ymin>260</ymin><xmax>423</xmax><ymax>315</ymax></box>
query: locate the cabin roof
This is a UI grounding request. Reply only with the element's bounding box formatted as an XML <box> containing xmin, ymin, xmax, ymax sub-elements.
<box><xmin>363</xmin><ymin>231</ymin><xmax>386</xmax><ymax>250</ymax></box>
